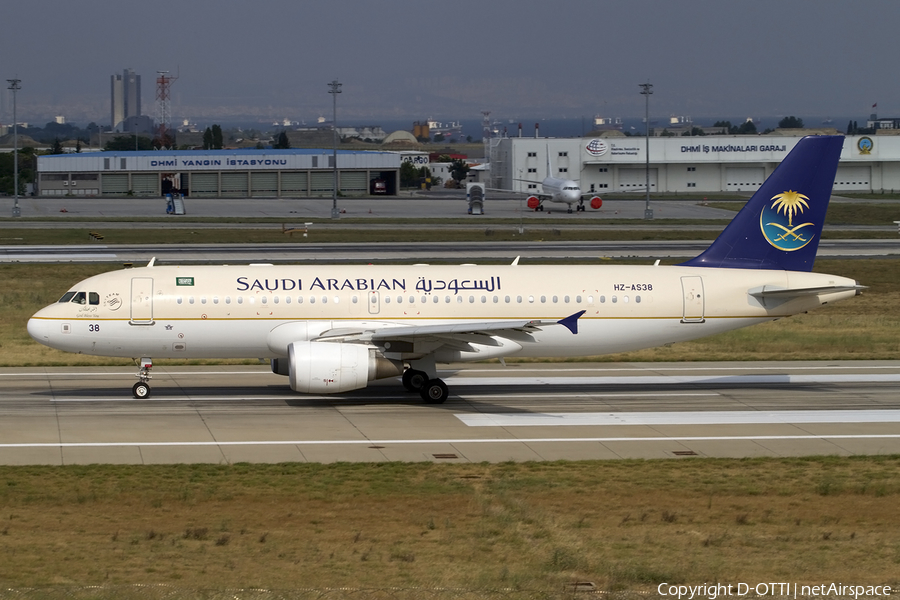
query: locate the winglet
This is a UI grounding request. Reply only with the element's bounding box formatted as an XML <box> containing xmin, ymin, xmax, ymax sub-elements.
<box><xmin>557</xmin><ymin>310</ymin><xmax>586</xmax><ymax>335</ymax></box>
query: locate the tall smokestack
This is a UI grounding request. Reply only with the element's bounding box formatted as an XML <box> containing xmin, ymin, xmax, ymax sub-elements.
<box><xmin>518</xmin><ymin>123</ymin><xmax>522</xmax><ymax>137</ymax></box>
<box><xmin>535</xmin><ymin>122</ymin><xmax>539</xmax><ymax>138</ymax></box>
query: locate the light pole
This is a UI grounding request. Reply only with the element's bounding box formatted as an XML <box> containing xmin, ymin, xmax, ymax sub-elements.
<box><xmin>7</xmin><ymin>78</ymin><xmax>21</xmax><ymax>217</ymax></box>
<box><xmin>328</xmin><ymin>79</ymin><xmax>342</xmax><ymax>219</ymax></box>
<box><xmin>639</xmin><ymin>81</ymin><xmax>653</xmax><ymax>220</ymax></box>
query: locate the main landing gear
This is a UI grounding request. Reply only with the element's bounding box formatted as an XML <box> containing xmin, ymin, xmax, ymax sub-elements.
<box><xmin>133</xmin><ymin>357</ymin><xmax>152</xmax><ymax>399</ymax></box>
<box><xmin>402</xmin><ymin>367</ymin><xmax>449</xmax><ymax>404</ymax></box>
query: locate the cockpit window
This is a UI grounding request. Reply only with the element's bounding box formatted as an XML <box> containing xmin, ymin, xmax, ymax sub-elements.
<box><xmin>89</xmin><ymin>292</ymin><xmax>100</xmax><ymax>305</ymax></box>
<box><xmin>58</xmin><ymin>292</ymin><xmax>77</xmax><ymax>303</ymax></box>
<box><xmin>71</xmin><ymin>292</ymin><xmax>87</xmax><ymax>305</ymax></box>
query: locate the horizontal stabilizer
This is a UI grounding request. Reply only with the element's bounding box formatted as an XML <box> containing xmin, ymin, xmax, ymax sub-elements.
<box><xmin>749</xmin><ymin>284</ymin><xmax>866</xmax><ymax>299</ymax></box>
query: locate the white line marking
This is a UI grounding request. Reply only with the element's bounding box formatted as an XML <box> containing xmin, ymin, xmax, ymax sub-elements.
<box><xmin>0</xmin><ymin>254</ymin><xmax>118</xmax><ymax>261</ymax></box>
<box><xmin>2</xmin><ymin>434</ymin><xmax>900</xmax><ymax>449</ymax></box>
<box><xmin>45</xmin><ymin>392</ymin><xmax>720</xmax><ymax>403</ymax></box>
<box><xmin>446</xmin><ymin>374</ymin><xmax>900</xmax><ymax>386</ymax></box>
<box><xmin>455</xmin><ymin>409</ymin><xmax>900</xmax><ymax>427</ymax></box>
<box><xmin>461</xmin><ymin>365</ymin><xmax>900</xmax><ymax>373</ymax></box>
<box><xmin>461</xmin><ymin>393</ymin><xmax>720</xmax><ymax>399</ymax></box>
<box><xmin>0</xmin><ymin>370</ymin><xmax>274</xmax><ymax>378</ymax></box>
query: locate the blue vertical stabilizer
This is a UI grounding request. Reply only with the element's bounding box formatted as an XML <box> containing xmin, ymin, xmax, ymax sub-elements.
<box><xmin>680</xmin><ymin>135</ymin><xmax>844</xmax><ymax>272</ymax></box>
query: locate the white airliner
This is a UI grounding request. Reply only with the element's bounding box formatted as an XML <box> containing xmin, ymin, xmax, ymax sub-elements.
<box><xmin>28</xmin><ymin>136</ymin><xmax>862</xmax><ymax>403</ymax></box>
<box><xmin>513</xmin><ymin>148</ymin><xmax>603</xmax><ymax>213</ymax></box>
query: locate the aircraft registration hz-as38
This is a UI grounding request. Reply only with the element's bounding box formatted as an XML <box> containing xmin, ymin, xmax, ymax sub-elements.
<box><xmin>28</xmin><ymin>135</ymin><xmax>862</xmax><ymax>403</ymax></box>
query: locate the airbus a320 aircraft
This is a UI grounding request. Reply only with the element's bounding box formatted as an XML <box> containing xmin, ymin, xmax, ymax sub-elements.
<box><xmin>29</xmin><ymin>136</ymin><xmax>862</xmax><ymax>403</ymax></box>
<box><xmin>500</xmin><ymin>148</ymin><xmax>603</xmax><ymax>214</ymax></box>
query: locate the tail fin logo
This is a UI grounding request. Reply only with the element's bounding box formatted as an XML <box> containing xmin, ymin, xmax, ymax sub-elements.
<box><xmin>760</xmin><ymin>190</ymin><xmax>816</xmax><ymax>251</ymax></box>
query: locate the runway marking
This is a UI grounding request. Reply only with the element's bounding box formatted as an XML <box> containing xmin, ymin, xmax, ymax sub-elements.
<box><xmin>8</xmin><ymin>372</ymin><xmax>900</xmax><ymax>388</ymax></box>
<box><xmin>462</xmin><ymin>392</ymin><xmax>720</xmax><ymax>399</ymax></box>
<box><xmin>446</xmin><ymin>374</ymin><xmax>900</xmax><ymax>386</ymax></box>
<box><xmin>46</xmin><ymin>392</ymin><xmax>720</xmax><ymax>403</ymax></box>
<box><xmin>4</xmin><ymin>364</ymin><xmax>900</xmax><ymax>379</ymax></box>
<box><xmin>2</xmin><ymin>434</ymin><xmax>900</xmax><ymax>449</ymax></box>
<box><xmin>456</xmin><ymin>409</ymin><xmax>900</xmax><ymax>427</ymax></box>
<box><xmin>0</xmin><ymin>370</ymin><xmax>276</xmax><ymax>378</ymax></box>
<box><xmin>0</xmin><ymin>253</ymin><xmax>118</xmax><ymax>261</ymax></box>
<box><xmin>461</xmin><ymin>365</ymin><xmax>900</xmax><ymax>373</ymax></box>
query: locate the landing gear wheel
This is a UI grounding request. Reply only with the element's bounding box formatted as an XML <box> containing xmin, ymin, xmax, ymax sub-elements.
<box><xmin>132</xmin><ymin>381</ymin><xmax>151</xmax><ymax>399</ymax></box>
<box><xmin>567</xmin><ymin>208</ymin><xmax>573</xmax><ymax>214</ymax></box>
<box><xmin>538</xmin><ymin>205</ymin><xmax>544</xmax><ymax>212</ymax></box>
<box><xmin>402</xmin><ymin>369</ymin><xmax>428</xmax><ymax>392</ymax></box>
<box><xmin>420</xmin><ymin>379</ymin><xmax>449</xmax><ymax>404</ymax></box>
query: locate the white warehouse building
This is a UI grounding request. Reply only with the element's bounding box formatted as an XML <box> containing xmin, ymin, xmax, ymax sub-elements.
<box><xmin>36</xmin><ymin>149</ymin><xmax>401</xmax><ymax>198</ymax></box>
<box><xmin>490</xmin><ymin>134</ymin><xmax>897</xmax><ymax>194</ymax></box>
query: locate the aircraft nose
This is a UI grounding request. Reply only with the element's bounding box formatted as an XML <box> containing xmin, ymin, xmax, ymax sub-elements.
<box><xmin>27</xmin><ymin>317</ymin><xmax>48</xmax><ymax>343</ymax></box>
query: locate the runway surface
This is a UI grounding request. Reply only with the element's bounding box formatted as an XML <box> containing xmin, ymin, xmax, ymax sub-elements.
<box><xmin>2</xmin><ymin>239</ymin><xmax>898</xmax><ymax>264</ymax></box>
<box><xmin>1</xmin><ymin>361</ymin><xmax>899</xmax><ymax>465</ymax></box>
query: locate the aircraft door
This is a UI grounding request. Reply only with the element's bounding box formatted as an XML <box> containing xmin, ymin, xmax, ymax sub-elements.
<box><xmin>680</xmin><ymin>276</ymin><xmax>705</xmax><ymax>323</ymax></box>
<box><xmin>368</xmin><ymin>291</ymin><xmax>380</xmax><ymax>315</ymax></box>
<box><xmin>130</xmin><ymin>277</ymin><xmax>154</xmax><ymax>324</ymax></box>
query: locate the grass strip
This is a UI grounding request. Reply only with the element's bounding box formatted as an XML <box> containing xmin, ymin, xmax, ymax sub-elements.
<box><xmin>0</xmin><ymin>458</ymin><xmax>898</xmax><ymax>591</ymax></box>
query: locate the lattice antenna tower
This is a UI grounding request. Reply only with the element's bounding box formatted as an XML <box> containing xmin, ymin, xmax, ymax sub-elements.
<box><xmin>155</xmin><ymin>70</ymin><xmax>178</xmax><ymax>141</ymax></box>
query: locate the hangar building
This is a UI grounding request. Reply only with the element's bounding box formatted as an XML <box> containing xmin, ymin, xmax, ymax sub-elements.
<box><xmin>36</xmin><ymin>149</ymin><xmax>400</xmax><ymax>198</ymax></box>
<box><xmin>490</xmin><ymin>134</ymin><xmax>900</xmax><ymax>194</ymax></box>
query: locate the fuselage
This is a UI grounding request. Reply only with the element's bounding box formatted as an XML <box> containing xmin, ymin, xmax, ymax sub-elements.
<box><xmin>541</xmin><ymin>176</ymin><xmax>582</xmax><ymax>207</ymax></box>
<box><xmin>28</xmin><ymin>263</ymin><xmax>858</xmax><ymax>362</ymax></box>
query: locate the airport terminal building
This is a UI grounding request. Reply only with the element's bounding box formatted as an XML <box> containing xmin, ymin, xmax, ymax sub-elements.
<box><xmin>490</xmin><ymin>134</ymin><xmax>900</xmax><ymax>194</ymax></box>
<box><xmin>35</xmin><ymin>149</ymin><xmax>401</xmax><ymax>198</ymax></box>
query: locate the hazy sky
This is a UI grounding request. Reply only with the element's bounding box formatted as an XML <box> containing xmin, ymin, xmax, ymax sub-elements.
<box><xmin>3</xmin><ymin>0</ymin><xmax>899</xmax><ymax>126</ymax></box>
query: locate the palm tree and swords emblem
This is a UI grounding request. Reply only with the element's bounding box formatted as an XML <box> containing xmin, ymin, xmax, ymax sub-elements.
<box><xmin>760</xmin><ymin>190</ymin><xmax>816</xmax><ymax>251</ymax></box>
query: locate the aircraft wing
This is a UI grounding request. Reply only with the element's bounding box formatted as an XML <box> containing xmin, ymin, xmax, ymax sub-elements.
<box><xmin>486</xmin><ymin>185</ymin><xmax>550</xmax><ymax>199</ymax></box>
<box><xmin>312</xmin><ymin>311</ymin><xmax>586</xmax><ymax>358</ymax></box>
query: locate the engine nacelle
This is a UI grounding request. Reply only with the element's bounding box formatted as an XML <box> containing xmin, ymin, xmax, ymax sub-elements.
<box><xmin>526</xmin><ymin>196</ymin><xmax>540</xmax><ymax>210</ymax></box>
<box><xmin>287</xmin><ymin>341</ymin><xmax>403</xmax><ymax>394</ymax></box>
<box><xmin>590</xmin><ymin>196</ymin><xmax>603</xmax><ymax>209</ymax></box>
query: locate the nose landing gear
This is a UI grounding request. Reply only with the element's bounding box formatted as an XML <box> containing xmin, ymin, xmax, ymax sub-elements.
<box><xmin>133</xmin><ymin>357</ymin><xmax>152</xmax><ymax>399</ymax></box>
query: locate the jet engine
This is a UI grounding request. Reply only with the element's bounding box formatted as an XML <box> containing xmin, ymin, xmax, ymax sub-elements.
<box><xmin>590</xmin><ymin>196</ymin><xmax>603</xmax><ymax>209</ymax></box>
<box><xmin>285</xmin><ymin>341</ymin><xmax>403</xmax><ymax>394</ymax></box>
<box><xmin>526</xmin><ymin>196</ymin><xmax>541</xmax><ymax>210</ymax></box>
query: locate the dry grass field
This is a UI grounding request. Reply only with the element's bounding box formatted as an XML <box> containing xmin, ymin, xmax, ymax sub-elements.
<box><xmin>1</xmin><ymin>251</ymin><xmax>898</xmax><ymax>596</ymax></box>
<box><xmin>1</xmin><ymin>459</ymin><xmax>899</xmax><ymax>592</ymax></box>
